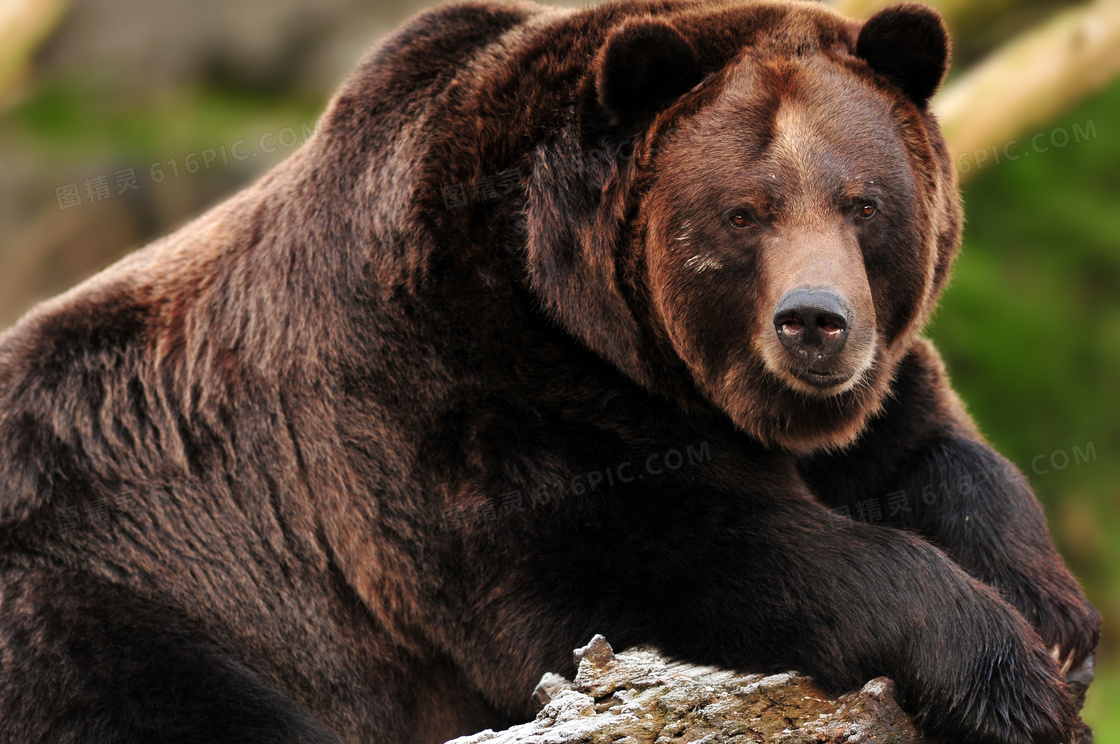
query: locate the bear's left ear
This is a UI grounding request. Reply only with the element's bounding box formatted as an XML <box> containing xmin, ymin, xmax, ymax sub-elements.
<box><xmin>856</xmin><ymin>3</ymin><xmax>950</xmax><ymax>107</ymax></box>
<box><xmin>594</xmin><ymin>18</ymin><xmax>702</xmax><ymax>127</ymax></box>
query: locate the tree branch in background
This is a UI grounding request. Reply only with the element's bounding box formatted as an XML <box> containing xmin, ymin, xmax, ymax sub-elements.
<box><xmin>931</xmin><ymin>1</ymin><xmax>1120</xmax><ymax>181</ymax></box>
<box><xmin>831</xmin><ymin>0</ymin><xmax>1006</xmax><ymax>29</ymax></box>
<box><xmin>0</xmin><ymin>0</ymin><xmax>70</xmax><ymax>106</ymax></box>
<box><xmin>830</xmin><ymin>0</ymin><xmax>1073</xmax><ymax>49</ymax></box>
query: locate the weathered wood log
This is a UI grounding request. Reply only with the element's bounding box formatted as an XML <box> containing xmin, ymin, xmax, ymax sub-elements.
<box><xmin>447</xmin><ymin>636</ymin><xmax>931</xmax><ymax>744</ymax></box>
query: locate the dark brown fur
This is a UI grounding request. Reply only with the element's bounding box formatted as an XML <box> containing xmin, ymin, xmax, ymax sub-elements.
<box><xmin>0</xmin><ymin>2</ymin><xmax>1098</xmax><ymax>743</ymax></box>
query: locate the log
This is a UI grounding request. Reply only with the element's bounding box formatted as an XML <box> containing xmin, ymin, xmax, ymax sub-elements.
<box><xmin>446</xmin><ymin>636</ymin><xmax>931</xmax><ymax>744</ymax></box>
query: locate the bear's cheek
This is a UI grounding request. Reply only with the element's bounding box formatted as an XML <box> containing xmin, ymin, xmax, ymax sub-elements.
<box><xmin>651</xmin><ymin>257</ymin><xmax>767</xmax><ymax>396</ymax></box>
<box><xmin>863</xmin><ymin>216</ymin><xmax>933</xmax><ymax>347</ymax></box>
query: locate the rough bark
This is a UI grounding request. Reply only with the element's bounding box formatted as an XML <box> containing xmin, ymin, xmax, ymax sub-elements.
<box><xmin>447</xmin><ymin>636</ymin><xmax>931</xmax><ymax>744</ymax></box>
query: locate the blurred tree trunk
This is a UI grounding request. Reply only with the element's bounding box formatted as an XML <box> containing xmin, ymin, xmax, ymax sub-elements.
<box><xmin>933</xmin><ymin>0</ymin><xmax>1120</xmax><ymax>179</ymax></box>
<box><xmin>0</xmin><ymin>0</ymin><xmax>70</xmax><ymax>105</ymax></box>
<box><xmin>834</xmin><ymin>0</ymin><xmax>1120</xmax><ymax>183</ymax></box>
<box><xmin>831</xmin><ymin>0</ymin><xmax>1076</xmax><ymax>49</ymax></box>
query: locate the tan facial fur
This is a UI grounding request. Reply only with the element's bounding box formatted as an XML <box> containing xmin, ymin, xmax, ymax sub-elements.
<box><xmin>642</xmin><ymin>51</ymin><xmax>948</xmax><ymax>453</ymax></box>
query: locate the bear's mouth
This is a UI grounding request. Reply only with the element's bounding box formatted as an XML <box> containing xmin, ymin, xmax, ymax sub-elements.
<box><xmin>789</xmin><ymin>368</ymin><xmax>853</xmax><ymax>389</ymax></box>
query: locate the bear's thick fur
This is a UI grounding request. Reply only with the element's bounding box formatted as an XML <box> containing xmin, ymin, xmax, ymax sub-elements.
<box><xmin>0</xmin><ymin>1</ymin><xmax>1100</xmax><ymax>743</ymax></box>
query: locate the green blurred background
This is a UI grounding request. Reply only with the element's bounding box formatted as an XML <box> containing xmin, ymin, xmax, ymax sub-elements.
<box><xmin>1</xmin><ymin>0</ymin><xmax>1117</xmax><ymax>737</ymax></box>
<box><xmin>930</xmin><ymin>81</ymin><xmax>1120</xmax><ymax>733</ymax></box>
<box><xmin>917</xmin><ymin>2</ymin><xmax>1120</xmax><ymax>731</ymax></box>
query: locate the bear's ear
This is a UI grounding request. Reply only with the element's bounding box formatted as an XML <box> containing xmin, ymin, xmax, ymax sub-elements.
<box><xmin>594</xmin><ymin>18</ymin><xmax>702</xmax><ymax>127</ymax></box>
<box><xmin>856</xmin><ymin>3</ymin><xmax>950</xmax><ymax>107</ymax></box>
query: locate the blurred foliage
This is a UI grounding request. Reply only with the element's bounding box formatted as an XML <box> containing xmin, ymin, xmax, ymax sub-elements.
<box><xmin>929</xmin><ymin>80</ymin><xmax>1120</xmax><ymax>740</ymax></box>
<box><xmin>6</xmin><ymin>78</ymin><xmax>323</xmax><ymax>165</ymax></box>
<box><xmin>0</xmin><ymin>80</ymin><xmax>326</xmax><ymax>329</ymax></box>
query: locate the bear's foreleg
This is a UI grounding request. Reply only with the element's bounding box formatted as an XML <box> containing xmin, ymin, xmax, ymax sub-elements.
<box><xmin>797</xmin><ymin>339</ymin><xmax>1100</xmax><ymax>684</ymax></box>
<box><xmin>558</xmin><ymin>489</ymin><xmax>1080</xmax><ymax>744</ymax></box>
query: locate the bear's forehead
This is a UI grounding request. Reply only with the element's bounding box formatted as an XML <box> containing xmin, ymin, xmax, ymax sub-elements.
<box><xmin>718</xmin><ymin>56</ymin><xmax>897</xmax><ymax>142</ymax></box>
<box><xmin>666</xmin><ymin>55</ymin><xmax>910</xmax><ymax>192</ymax></box>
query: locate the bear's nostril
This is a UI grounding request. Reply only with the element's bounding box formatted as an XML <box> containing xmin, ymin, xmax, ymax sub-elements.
<box><xmin>779</xmin><ymin>314</ymin><xmax>805</xmax><ymax>336</ymax></box>
<box><xmin>819</xmin><ymin>317</ymin><xmax>843</xmax><ymax>335</ymax></box>
<box><xmin>773</xmin><ymin>289</ymin><xmax>852</xmax><ymax>362</ymax></box>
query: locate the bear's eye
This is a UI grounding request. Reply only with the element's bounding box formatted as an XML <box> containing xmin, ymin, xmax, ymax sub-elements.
<box><xmin>857</xmin><ymin>203</ymin><xmax>877</xmax><ymax>220</ymax></box>
<box><xmin>727</xmin><ymin>210</ymin><xmax>755</xmax><ymax>229</ymax></box>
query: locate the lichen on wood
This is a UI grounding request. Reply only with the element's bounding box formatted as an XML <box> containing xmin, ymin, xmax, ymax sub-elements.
<box><xmin>447</xmin><ymin>635</ymin><xmax>931</xmax><ymax>744</ymax></box>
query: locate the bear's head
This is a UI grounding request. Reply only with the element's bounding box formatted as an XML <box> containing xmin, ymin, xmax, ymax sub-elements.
<box><xmin>528</xmin><ymin>2</ymin><xmax>960</xmax><ymax>454</ymax></box>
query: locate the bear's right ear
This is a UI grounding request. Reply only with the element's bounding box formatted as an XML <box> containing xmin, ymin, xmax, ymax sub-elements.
<box><xmin>856</xmin><ymin>3</ymin><xmax>950</xmax><ymax>107</ymax></box>
<box><xmin>594</xmin><ymin>18</ymin><xmax>702</xmax><ymax>128</ymax></box>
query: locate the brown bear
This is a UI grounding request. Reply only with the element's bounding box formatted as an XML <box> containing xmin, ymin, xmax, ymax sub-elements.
<box><xmin>0</xmin><ymin>1</ymin><xmax>1100</xmax><ymax>743</ymax></box>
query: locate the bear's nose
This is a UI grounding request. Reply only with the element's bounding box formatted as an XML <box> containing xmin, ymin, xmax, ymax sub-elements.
<box><xmin>773</xmin><ymin>288</ymin><xmax>852</xmax><ymax>363</ymax></box>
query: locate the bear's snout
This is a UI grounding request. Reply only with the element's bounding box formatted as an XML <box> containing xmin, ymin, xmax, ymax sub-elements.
<box><xmin>773</xmin><ymin>288</ymin><xmax>853</xmax><ymax>385</ymax></box>
<box><xmin>774</xmin><ymin>288</ymin><xmax>850</xmax><ymax>355</ymax></box>
<box><xmin>755</xmin><ymin>225</ymin><xmax>877</xmax><ymax>395</ymax></box>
